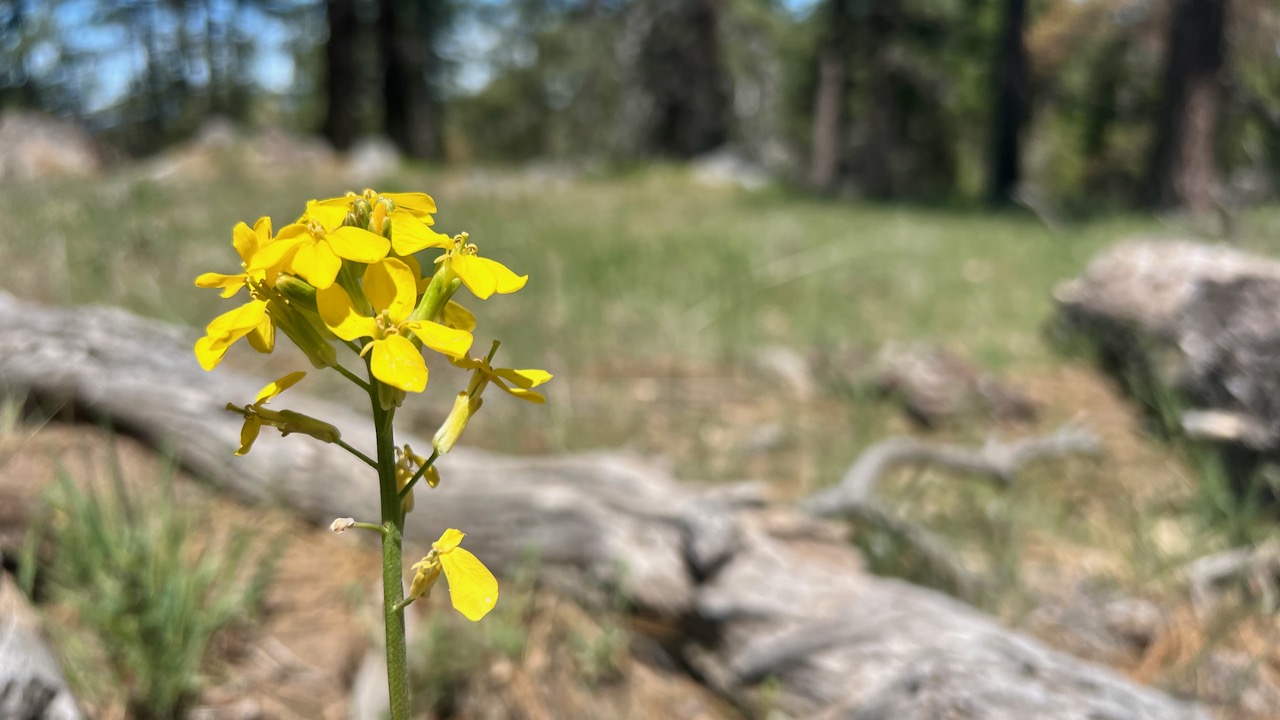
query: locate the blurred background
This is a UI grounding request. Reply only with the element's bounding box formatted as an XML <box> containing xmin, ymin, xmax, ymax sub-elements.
<box><xmin>4</xmin><ymin>0</ymin><xmax>1280</xmax><ymax>718</ymax></box>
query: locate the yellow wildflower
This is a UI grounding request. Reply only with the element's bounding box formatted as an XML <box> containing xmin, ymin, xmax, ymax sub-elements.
<box><xmin>317</xmin><ymin>258</ymin><xmax>473</xmax><ymax>392</ymax></box>
<box><xmin>407</xmin><ymin>528</ymin><xmax>498</xmax><ymax>621</ymax></box>
<box><xmin>394</xmin><ymin>444</ymin><xmax>429</xmax><ymax>512</ymax></box>
<box><xmin>249</xmin><ymin>201</ymin><xmax>389</xmax><ymax>290</ymax></box>
<box><xmin>453</xmin><ymin>354</ymin><xmax>552</xmax><ymax>404</ymax></box>
<box><xmin>313</xmin><ymin>189</ymin><xmax>450</xmax><ymax>256</ymax></box>
<box><xmin>193</xmin><ymin>217</ymin><xmax>277</xmax><ymax>370</ymax></box>
<box><xmin>439</xmin><ymin>233</ymin><xmax>527</xmax><ymax>300</ymax></box>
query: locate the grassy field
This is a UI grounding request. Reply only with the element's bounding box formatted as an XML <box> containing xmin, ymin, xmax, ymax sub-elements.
<box><xmin>6</xmin><ymin>158</ymin><xmax>1280</xmax><ymax>715</ymax></box>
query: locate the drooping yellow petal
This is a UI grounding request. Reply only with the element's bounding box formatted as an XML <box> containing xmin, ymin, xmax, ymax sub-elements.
<box><xmin>477</xmin><ymin>256</ymin><xmax>528</xmax><ymax>294</ymax></box>
<box><xmin>194</xmin><ymin>334</ymin><xmax>231</xmax><ymax>371</ymax></box>
<box><xmin>405</xmin><ymin>320</ymin><xmax>473</xmax><ymax>359</ymax></box>
<box><xmin>246</xmin><ymin>313</ymin><xmax>275</xmax><ymax>353</ymax></box>
<box><xmin>450</xmin><ymin>254</ymin><xmax>497</xmax><ymax>300</ymax></box>
<box><xmin>363</xmin><ymin>258</ymin><xmax>417</xmax><ymax>322</ymax></box>
<box><xmin>439</xmin><ymin>546</ymin><xmax>499</xmax><ymax>621</ymax></box>
<box><xmin>194</xmin><ymin>272</ymin><xmax>246</xmax><ymax>299</ymax></box>
<box><xmin>253</xmin><ymin>370</ymin><xmax>307</xmax><ymax>405</ymax></box>
<box><xmin>441</xmin><ymin>301</ymin><xmax>476</xmax><ymax>332</ymax></box>
<box><xmin>317</xmin><ymin>285</ymin><xmax>378</xmax><ymax>341</ymax></box>
<box><xmin>389</xmin><ymin>213</ymin><xmax>450</xmax><ymax>255</ymax></box>
<box><xmin>371</xmin><ymin>335</ymin><xmax>428</xmax><ymax>392</ymax></box>
<box><xmin>327</xmin><ymin>226</ymin><xmax>390</xmax><ymax>264</ymax></box>
<box><xmin>195</xmin><ymin>301</ymin><xmax>267</xmax><ymax>370</ymax></box>
<box><xmin>492</xmin><ymin>367</ymin><xmax>553</xmax><ymax>389</ymax></box>
<box><xmin>490</xmin><ymin>378</ymin><xmax>546</xmax><ymax>404</ymax></box>
<box><xmin>291</xmin><ymin>241</ymin><xmax>343</xmax><ymax>289</ymax></box>
<box><xmin>235</xmin><ymin>416</ymin><xmax>263</xmax><ymax>456</ymax></box>
<box><xmin>382</xmin><ymin>192</ymin><xmax>438</xmax><ymax>219</ymax></box>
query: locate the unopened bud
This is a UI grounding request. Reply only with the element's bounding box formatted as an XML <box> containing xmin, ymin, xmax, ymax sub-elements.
<box><xmin>275</xmin><ymin>274</ymin><xmax>318</xmax><ymax>312</ymax></box>
<box><xmin>330</xmin><ymin>517</ymin><xmax>356</xmax><ymax>533</ymax></box>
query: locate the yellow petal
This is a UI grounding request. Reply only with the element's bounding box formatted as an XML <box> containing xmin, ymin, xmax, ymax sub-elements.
<box><xmin>194</xmin><ymin>334</ymin><xmax>230</xmax><ymax>371</ymax></box>
<box><xmin>492</xmin><ymin>367</ymin><xmax>553</xmax><ymax>389</ymax></box>
<box><xmin>389</xmin><ymin>214</ymin><xmax>450</xmax><ymax>255</ymax></box>
<box><xmin>450</xmin><ymin>254</ymin><xmax>497</xmax><ymax>300</ymax></box>
<box><xmin>253</xmin><ymin>216</ymin><xmax>273</xmax><ymax>244</ymax></box>
<box><xmin>492</xmin><ymin>378</ymin><xmax>546</xmax><ymax>404</ymax></box>
<box><xmin>433</xmin><ymin>528</ymin><xmax>466</xmax><ymax>552</ymax></box>
<box><xmin>405</xmin><ymin>321</ymin><xmax>473</xmax><ymax>359</ymax></box>
<box><xmin>249</xmin><ymin>234</ymin><xmax>304</xmax><ymax>274</ymax></box>
<box><xmin>194</xmin><ymin>272</ymin><xmax>245</xmax><ymax>299</ymax></box>
<box><xmin>441</xmin><ymin>301</ymin><xmax>476</xmax><ymax>332</ymax></box>
<box><xmin>246</xmin><ymin>314</ymin><xmax>275</xmax><ymax>354</ymax></box>
<box><xmin>235</xmin><ymin>416</ymin><xmax>262</xmax><ymax>456</ymax></box>
<box><xmin>478</xmin><ymin>256</ymin><xmax>528</xmax><ymax>294</ymax></box>
<box><xmin>440</xmin><ymin>546</ymin><xmax>499</xmax><ymax>621</ymax></box>
<box><xmin>232</xmin><ymin>222</ymin><xmax>258</xmax><ymax>264</ymax></box>
<box><xmin>317</xmin><ymin>285</ymin><xmax>378</xmax><ymax>341</ymax></box>
<box><xmin>291</xmin><ymin>241</ymin><xmax>343</xmax><ymax>289</ymax></box>
<box><xmin>382</xmin><ymin>192</ymin><xmax>437</xmax><ymax>219</ymax></box>
<box><xmin>328</xmin><ymin>226</ymin><xmax>390</xmax><ymax>264</ymax></box>
<box><xmin>363</xmin><ymin>258</ymin><xmax>417</xmax><ymax>322</ymax></box>
<box><xmin>371</xmin><ymin>335</ymin><xmax>428</xmax><ymax>392</ymax></box>
<box><xmin>254</xmin><ymin>370</ymin><xmax>307</xmax><ymax>405</ymax></box>
<box><xmin>306</xmin><ymin>199</ymin><xmax>352</xmax><ymax>231</ymax></box>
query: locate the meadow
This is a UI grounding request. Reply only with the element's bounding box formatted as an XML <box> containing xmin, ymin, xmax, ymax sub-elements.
<box><xmin>6</xmin><ymin>159</ymin><xmax>1280</xmax><ymax>716</ymax></box>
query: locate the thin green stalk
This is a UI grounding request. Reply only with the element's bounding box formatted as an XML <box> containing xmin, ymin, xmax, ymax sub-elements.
<box><xmin>334</xmin><ymin>438</ymin><xmax>377</xmax><ymax>470</ymax></box>
<box><xmin>371</xmin><ymin>382</ymin><xmax>411</xmax><ymax>718</ymax></box>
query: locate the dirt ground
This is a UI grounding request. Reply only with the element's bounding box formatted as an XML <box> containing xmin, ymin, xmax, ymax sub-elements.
<box><xmin>0</xmin><ymin>422</ymin><xmax>732</xmax><ymax>720</ymax></box>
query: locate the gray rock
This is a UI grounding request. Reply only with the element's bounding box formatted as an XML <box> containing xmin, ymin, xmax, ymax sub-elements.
<box><xmin>0</xmin><ymin>574</ymin><xmax>84</xmax><ymax>720</ymax></box>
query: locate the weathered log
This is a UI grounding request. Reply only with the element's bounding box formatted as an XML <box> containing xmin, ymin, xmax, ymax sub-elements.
<box><xmin>0</xmin><ymin>292</ymin><xmax>1204</xmax><ymax>719</ymax></box>
<box><xmin>1054</xmin><ymin>238</ymin><xmax>1280</xmax><ymax>457</ymax></box>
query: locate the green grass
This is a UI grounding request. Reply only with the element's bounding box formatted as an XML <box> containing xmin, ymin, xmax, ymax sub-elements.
<box><xmin>20</xmin><ymin>441</ymin><xmax>276</xmax><ymax>718</ymax></box>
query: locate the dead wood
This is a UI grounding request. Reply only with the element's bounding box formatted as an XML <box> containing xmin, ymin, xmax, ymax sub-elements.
<box><xmin>0</xmin><ymin>292</ymin><xmax>1203</xmax><ymax>719</ymax></box>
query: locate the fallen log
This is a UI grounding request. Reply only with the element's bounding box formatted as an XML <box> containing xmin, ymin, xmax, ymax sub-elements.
<box><xmin>0</xmin><ymin>292</ymin><xmax>1204</xmax><ymax>719</ymax></box>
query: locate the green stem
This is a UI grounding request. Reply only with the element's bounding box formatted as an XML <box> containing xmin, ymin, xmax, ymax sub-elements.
<box><xmin>334</xmin><ymin>362</ymin><xmax>372</xmax><ymax>392</ymax></box>
<box><xmin>371</xmin><ymin>383</ymin><xmax>411</xmax><ymax>718</ymax></box>
<box><xmin>334</xmin><ymin>438</ymin><xmax>377</xmax><ymax>469</ymax></box>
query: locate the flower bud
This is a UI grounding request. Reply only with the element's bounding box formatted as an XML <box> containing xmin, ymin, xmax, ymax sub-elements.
<box><xmin>268</xmin><ymin>299</ymin><xmax>336</xmax><ymax>369</ymax></box>
<box><xmin>433</xmin><ymin>392</ymin><xmax>483</xmax><ymax>456</ymax></box>
<box><xmin>275</xmin><ymin>274</ymin><xmax>318</xmax><ymax>313</ymax></box>
<box><xmin>408</xmin><ymin>557</ymin><xmax>442</xmax><ymax>601</ymax></box>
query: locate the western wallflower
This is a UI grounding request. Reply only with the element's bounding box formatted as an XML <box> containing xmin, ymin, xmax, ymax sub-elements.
<box><xmin>313</xmin><ymin>189</ymin><xmax>450</xmax><ymax>256</ymax></box>
<box><xmin>317</xmin><ymin>258</ymin><xmax>473</xmax><ymax>392</ymax></box>
<box><xmin>433</xmin><ymin>348</ymin><xmax>552</xmax><ymax>455</ymax></box>
<box><xmin>194</xmin><ymin>217</ymin><xmax>278</xmax><ymax>370</ymax></box>
<box><xmin>407</xmin><ymin>529</ymin><xmax>498</xmax><ymax>621</ymax></box>
<box><xmin>249</xmin><ymin>201</ymin><xmax>390</xmax><ymax>290</ymax></box>
<box><xmin>438</xmin><ymin>233</ymin><xmax>527</xmax><ymax>300</ymax></box>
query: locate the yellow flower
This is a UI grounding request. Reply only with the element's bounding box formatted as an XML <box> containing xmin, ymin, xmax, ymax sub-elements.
<box><xmin>454</xmin><ymin>354</ymin><xmax>552</xmax><ymax>404</ymax></box>
<box><xmin>394</xmin><ymin>444</ymin><xmax>429</xmax><ymax>512</ymax></box>
<box><xmin>249</xmin><ymin>201</ymin><xmax>390</xmax><ymax>290</ymax></box>
<box><xmin>193</xmin><ymin>217</ymin><xmax>278</xmax><ymax>370</ymax></box>
<box><xmin>317</xmin><ymin>258</ymin><xmax>473</xmax><ymax>392</ymax></box>
<box><xmin>439</xmin><ymin>233</ymin><xmax>527</xmax><ymax>300</ymax></box>
<box><xmin>226</xmin><ymin>372</ymin><xmax>340</xmax><ymax>455</ymax></box>
<box><xmin>407</xmin><ymin>529</ymin><xmax>498</xmax><ymax>621</ymax></box>
<box><xmin>311</xmin><ymin>189</ymin><xmax>450</xmax><ymax>256</ymax></box>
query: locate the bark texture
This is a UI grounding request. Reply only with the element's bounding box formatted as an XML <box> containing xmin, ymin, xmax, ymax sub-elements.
<box><xmin>0</xmin><ymin>293</ymin><xmax>1205</xmax><ymax>720</ymax></box>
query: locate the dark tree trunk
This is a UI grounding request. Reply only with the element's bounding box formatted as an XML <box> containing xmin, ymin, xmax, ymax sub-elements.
<box><xmin>989</xmin><ymin>0</ymin><xmax>1029</xmax><ymax>206</ymax></box>
<box><xmin>1143</xmin><ymin>0</ymin><xmax>1228</xmax><ymax>213</ymax></box>
<box><xmin>323</xmin><ymin>0</ymin><xmax>360</xmax><ymax>151</ymax></box>
<box><xmin>379</xmin><ymin>0</ymin><xmax>443</xmax><ymax>159</ymax></box>
<box><xmin>638</xmin><ymin>0</ymin><xmax>730</xmax><ymax>158</ymax></box>
<box><xmin>809</xmin><ymin>0</ymin><xmax>850</xmax><ymax>191</ymax></box>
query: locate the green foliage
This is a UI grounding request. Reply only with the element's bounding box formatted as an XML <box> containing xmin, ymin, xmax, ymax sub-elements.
<box><xmin>26</xmin><ymin>446</ymin><xmax>276</xmax><ymax>719</ymax></box>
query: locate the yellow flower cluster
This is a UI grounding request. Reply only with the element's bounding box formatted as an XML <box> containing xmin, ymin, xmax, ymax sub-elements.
<box><xmin>194</xmin><ymin>188</ymin><xmax>552</xmax><ymax>623</ymax></box>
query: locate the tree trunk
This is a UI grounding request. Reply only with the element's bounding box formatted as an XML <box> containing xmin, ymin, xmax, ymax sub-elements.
<box><xmin>989</xmin><ymin>0</ymin><xmax>1029</xmax><ymax>206</ymax></box>
<box><xmin>637</xmin><ymin>0</ymin><xmax>730</xmax><ymax>158</ymax></box>
<box><xmin>379</xmin><ymin>0</ymin><xmax>443</xmax><ymax>159</ymax></box>
<box><xmin>323</xmin><ymin>0</ymin><xmax>360</xmax><ymax>151</ymax></box>
<box><xmin>808</xmin><ymin>0</ymin><xmax>849</xmax><ymax>192</ymax></box>
<box><xmin>1143</xmin><ymin>0</ymin><xmax>1228</xmax><ymax>213</ymax></box>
